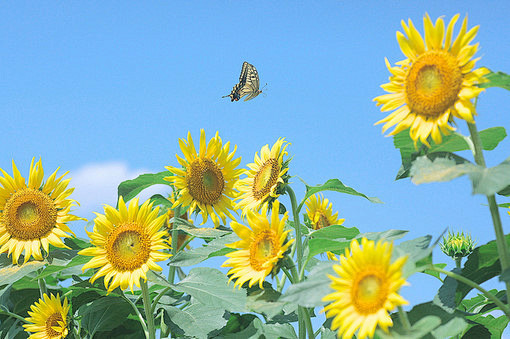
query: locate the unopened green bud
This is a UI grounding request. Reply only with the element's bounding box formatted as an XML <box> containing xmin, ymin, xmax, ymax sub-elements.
<box><xmin>440</xmin><ymin>231</ymin><xmax>476</xmax><ymax>259</ymax></box>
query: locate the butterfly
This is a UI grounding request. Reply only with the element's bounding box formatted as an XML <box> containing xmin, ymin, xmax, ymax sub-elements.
<box><xmin>223</xmin><ymin>62</ymin><xmax>263</xmax><ymax>102</ymax></box>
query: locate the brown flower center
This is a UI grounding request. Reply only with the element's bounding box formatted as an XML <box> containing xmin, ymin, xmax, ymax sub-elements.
<box><xmin>252</xmin><ymin>159</ymin><xmax>279</xmax><ymax>200</ymax></box>
<box><xmin>405</xmin><ymin>50</ymin><xmax>463</xmax><ymax>117</ymax></box>
<box><xmin>45</xmin><ymin>312</ymin><xmax>66</xmax><ymax>337</ymax></box>
<box><xmin>3</xmin><ymin>188</ymin><xmax>57</xmax><ymax>240</ymax></box>
<box><xmin>352</xmin><ymin>270</ymin><xmax>388</xmax><ymax>314</ymax></box>
<box><xmin>186</xmin><ymin>158</ymin><xmax>224</xmax><ymax>205</ymax></box>
<box><xmin>106</xmin><ymin>222</ymin><xmax>150</xmax><ymax>271</ymax></box>
<box><xmin>249</xmin><ymin>230</ymin><xmax>279</xmax><ymax>271</ymax></box>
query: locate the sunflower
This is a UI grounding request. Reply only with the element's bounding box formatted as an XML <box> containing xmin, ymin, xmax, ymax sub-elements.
<box><xmin>374</xmin><ymin>14</ymin><xmax>489</xmax><ymax>147</ymax></box>
<box><xmin>79</xmin><ymin>197</ymin><xmax>169</xmax><ymax>293</ymax></box>
<box><xmin>222</xmin><ymin>200</ymin><xmax>293</xmax><ymax>288</ymax></box>
<box><xmin>165</xmin><ymin>130</ymin><xmax>243</xmax><ymax>227</ymax></box>
<box><xmin>235</xmin><ymin>138</ymin><xmax>290</xmax><ymax>216</ymax></box>
<box><xmin>323</xmin><ymin>238</ymin><xmax>408</xmax><ymax>339</ymax></box>
<box><xmin>0</xmin><ymin>159</ymin><xmax>84</xmax><ymax>264</ymax></box>
<box><xmin>305</xmin><ymin>194</ymin><xmax>345</xmax><ymax>261</ymax></box>
<box><xmin>23</xmin><ymin>293</ymin><xmax>70</xmax><ymax>339</ymax></box>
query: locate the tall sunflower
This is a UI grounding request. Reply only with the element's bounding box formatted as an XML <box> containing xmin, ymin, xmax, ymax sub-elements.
<box><xmin>235</xmin><ymin>138</ymin><xmax>290</xmax><ymax>216</ymax></box>
<box><xmin>23</xmin><ymin>293</ymin><xmax>70</xmax><ymax>339</ymax></box>
<box><xmin>79</xmin><ymin>197</ymin><xmax>169</xmax><ymax>293</ymax></box>
<box><xmin>165</xmin><ymin>130</ymin><xmax>243</xmax><ymax>227</ymax></box>
<box><xmin>323</xmin><ymin>238</ymin><xmax>408</xmax><ymax>339</ymax></box>
<box><xmin>305</xmin><ymin>194</ymin><xmax>345</xmax><ymax>261</ymax></box>
<box><xmin>0</xmin><ymin>159</ymin><xmax>84</xmax><ymax>264</ymax></box>
<box><xmin>374</xmin><ymin>14</ymin><xmax>489</xmax><ymax>147</ymax></box>
<box><xmin>222</xmin><ymin>200</ymin><xmax>293</xmax><ymax>288</ymax></box>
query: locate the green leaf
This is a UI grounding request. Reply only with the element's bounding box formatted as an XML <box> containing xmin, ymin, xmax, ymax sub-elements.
<box><xmin>460</xmin><ymin>289</ymin><xmax>505</xmax><ymax>314</ymax></box>
<box><xmin>468</xmin><ymin>156</ymin><xmax>510</xmax><ymax>196</ymax></box>
<box><xmin>0</xmin><ymin>261</ymin><xmax>46</xmax><ymax>286</ymax></box>
<box><xmin>36</xmin><ymin>253</ymin><xmax>90</xmax><ymax>279</ymax></box>
<box><xmin>162</xmin><ymin>302</ymin><xmax>228</xmax><ymax>338</ymax></box>
<box><xmin>410</xmin><ymin>154</ymin><xmax>475</xmax><ymax>185</ymax></box>
<box><xmin>117</xmin><ymin>171</ymin><xmax>172</xmax><ymax>202</ymax></box>
<box><xmin>79</xmin><ymin>296</ymin><xmax>132</xmax><ymax>337</ymax></box>
<box><xmin>298</xmin><ymin>178</ymin><xmax>382</xmax><ymax>212</ymax></box>
<box><xmin>307</xmin><ymin>225</ymin><xmax>360</xmax><ymax>258</ymax></box>
<box><xmin>280</xmin><ymin>261</ymin><xmax>335</xmax><ymax>307</ymax></box>
<box><xmin>358</xmin><ymin>229</ymin><xmax>408</xmax><ymax>243</ymax></box>
<box><xmin>433</xmin><ymin>268</ymin><xmax>460</xmax><ymax>313</ymax></box>
<box><xmin>393</xmin><ymin>236</ymin><xmax>433</xmax><ymax>277</ymax></box>
<box><xmin>173</xmin><ymin>267</ymin><xmax>247</xmax><ymax>313</ymax></box>
<box><xmin>251</xmin><ymin>318</ymin><xmax>297</xmax><ymax>339</ymax></box>
<box><xmin>422</xmin><ymin>263</ymin><xmax>447</xmax><ymax>281</ymax></box>
<box><xmin>246</xmin><ymin>283</ymin><xmax>287</xmax><ymax>319</ymax></box>
<box><xmin>149</xmin><ymin>193</ymin><xmax>174</xmax><ymax>209</ymax></box>
<box><xmin>174</xmin><ymin>217</ymin><xmax>230</xmax><ymax>238</ymax></box>
<box><xmin>168</xmin><ymin>233</ymin><xmax>238</xmax><ymax>267</ymax></box>
<box><xmin>479</xmin><ymin>70</ymin><xmax>510</xmax><ymax>91</ymax></box>
<box><xmin>465</xmin><ymin>314</ymin><xmax>509</xmax><ymax>338</ymax></box>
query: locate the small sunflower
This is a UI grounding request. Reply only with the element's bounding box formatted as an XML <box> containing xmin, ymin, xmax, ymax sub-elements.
<box><xmin>374</xmin><ymin>14</ymin><xmax>489</xmax><ymax>147</ymax></box>
<box><xmin>222</xmin><ymin>200</ymin><xmax>293</xmax><ymax>288</ymax></box>
<box><xmin>165</xmin><ymin>130</ymin><xmax>243</xmax><ymax>227</ymax></box>
<box><xmin>323</xmin><ymin>238</ymin><xmax>408</xmax><ymax>339</ymax></box>
<box><xmin>235</xmin><ymin>138</ymin><xmax>290</xmax><ymax>216</ymax></box>
<box><xmin>79</xmin><ymin>197</ymin><xmax>169</xmax><ymax>293</ymax></box>
<box><xmin>305</xmin><ymin>194</ymin><xmax>345</xmax><ymax>261</ymax></box>
<box><xmin>0</xmin><ymin>158</ymin><xmax>84</xmax><ymax>264</ymax></box>
<box><xmin>23</xmin><ymin>293</ymin><xmax>70</xmax><ymax>339</ymax></box>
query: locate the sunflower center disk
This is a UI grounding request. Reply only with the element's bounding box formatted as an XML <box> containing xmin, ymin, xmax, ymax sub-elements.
<box><xmin>3</xmin><ymin>188</ymin><xmax>57</xmax><ymax>240</ymax></box>
<box><xmin>252</xmin><ymin>159</ymin><xmax>279</xmax><ymax>200</ymax></box>
<box><xmin>107</xmin><ymin>224</ymin><xmax>150</xmax><ymax>271</ymax></box>
<box><xmin>316</xmin><ymin>212</ymin><xmax>330</xmax><ymax>229</ymax></box>
<box><xmin>353</xmin><ymin>272</ymin><xmax>388</xmax><ymax>314</ymax></box>
<box><xmin>249</xmin><ymin>230</ymin><xmax>278</xmax><ymax>271</ymax></box>
<box><xmin>187</xmin><ymin>158</ymin><xmax>224</xmax><ymax>205</ymax></box>
<box><xmin>45</xmin><ymin>312</ymin><xmax>64</xmax><ymax>337</ymax></box>
<box><xmin>405</xmin><ymin>51</ymin><xmax>463</xmax><ymax>117</ymax></box>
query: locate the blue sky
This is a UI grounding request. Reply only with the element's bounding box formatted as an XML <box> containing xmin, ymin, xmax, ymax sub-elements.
<box><xmin>2</xmin><ymin>1</ymin><xmax>510</xmax><ymax>334</ymax></box>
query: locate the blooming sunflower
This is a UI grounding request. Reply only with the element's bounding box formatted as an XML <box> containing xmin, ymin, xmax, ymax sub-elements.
<box><xmin>235</xmin><ymin>138</ymin><xmax>290</xmax><ymax>216</ymax></box>
<box><xmin>23</xmin><ymin>293</ymin><xmax>70</xmax><ymax>339</ymax></box>
<box><xmin>79</xmin><ymin>197</ymin><xmax>169</xmax><ymax>293</ymax></box>
<box><xmin>165</xmin><ymin>130</ymin><xmax>243</xmax><ymax>227</ymax></box>
<box><xmin>305</xmin><ymin>194</ymin><xmax>345</xmax><ymax>261</ymax></box>
<box><xmin>222</xmin><ymin>200</ymin><xmax>293</xmax><ymax>288</ymax></box>
<box><xmin>323</xmin><ymin>238</ymin><xmax>408</xmax><ymax>339</ymax></box>
<box><xmin>0</xmin><ymin>158</ymin><xmax>84</xmax><ymax>264</ymax></box>
<box><xmin>374</xmin><ymin>14</ymin><xmax>489</xmax><ymax>147</ymax></box>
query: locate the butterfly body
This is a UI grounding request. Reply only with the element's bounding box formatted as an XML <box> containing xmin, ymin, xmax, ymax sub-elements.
<box><xmin>223</xmin><ymin>62</ymin><xmax>262</xmax><ymax>102</ymax></box>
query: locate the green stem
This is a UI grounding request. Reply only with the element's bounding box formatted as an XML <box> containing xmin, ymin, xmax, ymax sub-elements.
<box><xmin>455</xmin><ymin>257</ymin><xmax>462</xmax><ymax>270</ymax></box>
<box><xmin>281</xmin><ymin>266</ymin><xmax>296</xmax><ymax>284</ymax></box>
<box><xmin>397</xmin><ymin>305</ymin><xmax>411</xmax><ymax>331</ymax></box>
<box><xmin>431</xmin><ymin>266</ymin><xmax>510</xmax><ymax>318</ymax></box>
<box><xmin>467</xmin><ymin>121</ymin><xmax>510</xmax><ymax>305</ymax></box>
<box><xmin>121</xmin><ymin>293</ymin><xmax>148</xmax><ymax>336</ymax></box>
<box><xmin>141</xmin><ymin>279</ymin><xmax>156</xmax><ymax>339</ymax></box>
<box><xmin>37</xmin><ymin>274</ymin><xmax>47</xmax><ymax>299</ymax></box>
<box><xmin>0</xmin><ymin>309</ymin><xmax>29</xmax><ymax>323</ymax></box>
<box><xmin>285</xmin><ymin>186</ymin><xmax>303</xmax><ymax>277</ymax></box>
<box><xmin>177</xmin><ymin>235</ymin><xmax>196</xmax><ymax>252</ymax></box>
<box><xmin>302</xmin><ymin>307</ymin><xmax>315</xmax><ymax>338</ymax></box>
<box><xmin>151</xmin><ymin>287</ymin><xmax>171</xmax><ymax>315</ymax></box>
<box><xmin>168</xmin><ymin>205</ymin><xmax>181</xmax><ymax>284</ymax></box>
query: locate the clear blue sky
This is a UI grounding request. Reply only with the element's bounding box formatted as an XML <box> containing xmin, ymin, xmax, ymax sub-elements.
<box><xmin>2</xmin><ymin>0</ymin><xmax>510</xmax><ymax>333</ymax></box>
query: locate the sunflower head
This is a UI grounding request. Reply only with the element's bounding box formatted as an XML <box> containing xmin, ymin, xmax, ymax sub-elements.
<box><xmin>23</xmin><ymin>293</ymin><xmax>70</xmax><ymax>339</ymax></box>
<box><xmin>222</xmin><ymin>200</ymin><xmax>294</xmax><ymax>289</ymax></box>
<box><xmin>235</xmin><ymin>138</ymin><xmax>291</xmax><ymax>216</ymax></box>
<box><xmin>323</xmin><ymin>237</ymin><xmax>409</xmax><ymax>339</ymax></box>
<box><xmin>374</xmin><ymin>14</ymin><xmax>489</xmax><ymax>147</ymax></box>
<box><xmin>164</xmin><ymin>130</ymin><xmax>244</xmax><ymax>227</ymax></box>
<box><xmin>79</xmin><ymin>196</ymin><xmax>170</xmax><ymax>293</ymax></box>
<box><xmin>305</xmin><ymin>194</ymin><xmax>345</xmax><ymax>230</ymax></box>
<box><xmin>440</xmin><ymin>230</ymin><xmax>475</xmax><ymax>259</ymax></box>
<box><xmin>0</xmin><ymin>158</ymin><xmax>85</xmax><ymax>264</ymax></box>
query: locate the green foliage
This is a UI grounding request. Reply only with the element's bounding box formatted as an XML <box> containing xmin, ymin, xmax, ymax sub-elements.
<box><xmin>306</xmin><ymin>224</ymin><xmax>360</xmax><ymax>258</ymax></box>
<box><xmin>117</xmin><ymin>170</ymin><xmax>172</xmax><ymax>202</ymax></box>
<box><xmin>479</xmin><ymin>70</ymin><xmax>510</xmax><ymax>91</ymax></box>
<box><xmin>162</xmin><ymin>302</ymin><xmax>228</xmax><ymax>338</ymax></box>
<box><xmin>168</xmin><ymin>233</ymin><xmax>238</xmax><ymax>267</ymax></box>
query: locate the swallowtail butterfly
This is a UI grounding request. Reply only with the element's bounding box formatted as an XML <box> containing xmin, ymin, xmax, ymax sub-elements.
<box><xmin>223</xmin><ymin>62</ymin><xmax>263</xmax><ymax>102</ymax></box>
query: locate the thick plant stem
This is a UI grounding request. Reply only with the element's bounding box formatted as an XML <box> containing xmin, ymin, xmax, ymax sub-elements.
<box><xmin>122</xmin><ymin>293</ymin><xmax>148</xmax><ymax>336</ymax></box>
<box><xmin>455</xmin><ymin>257</ymin><xmax>462</xmax><ymax>270</ymax></box>
<box><xmin>141</xmin><ymin>279</ymin><xmax>156</xmax><ymax>339</ymax></box>
<box><xmin>432</xmin><ymin>266</ymin><xmax>510</xmax><ymax>319</ymax></box>
<box><xmin>398</xmin><ymin>306</ymin><xmax>411</xmax><ymax>331</ymax></box>
<box><xmin>168</xmin><ymin>205</ymin><xmax>181</xmax><ymax>284</ymax></box>
<box><xmin>467</xmin><ymin>121</ymin><xmax>510</xmax><ymax>305</ymax></box>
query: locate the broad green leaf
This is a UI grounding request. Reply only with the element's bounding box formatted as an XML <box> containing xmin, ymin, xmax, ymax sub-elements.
<box><xmin>246</xmin><ymin>283</ymin><xmax>287</xmax><ymax>319</ymax></box>
<box><xmin>173</xmin><ymin>267</ymin><xmax>247</xmax><ymax>313</ymax></box>
<box><xmin>36</xmin><ymin>253</ymin><xmax>89</xmax><ymax>279</ymax></box>
<box><xmin>117</xmin><ymin>171</ymin><xmax>172</xmax><ymax>202</ymax></box>
<box><xmin>431</xmin><ymin>317</ymin><xmax>468</xmax><ymax>338</ymax></box>
<box><xmin>498</xmin><ymin>185</ymin><xmax>510</xmax><ymax>197</ymax></box>
<box><xmin>162</xmin><ymin>302</ymin><xmax>228</xmax><ymax>338</ymax></box>
<box><xmin>357</xmin><ymin>229</ymin><xmax>408</xmax><ymax>243</ymax></box>
<box><xmin>251</xmin><ymin>318</ymin><xmax>297</xmax><ymax>339</ymax></box>
<box><xmin>498</xmin><ymin>202</ymin><xmax>510</xmax><ymax>208</ymax></box>
<box><xmin>149</xmin><ymin>193</ymin><xmax>173</xmax><ymax>209</ymax></box>
<box><xmin>307</xmin><ymin>225</ymin><xmax>360</xmax><ymax>258</ymax></box>
<box><xmin>460</xmin><ymin>289</ymin><xmax>505</xmax><ymax>314</ymax></box>
<box><xmin>0</xmin><ymin>261</ymin><xmax>46</xmax><ymax>286</ymax></box>
<box><xmin>79</xmin><ymin>296</ymin><xmax>132</xmax><ymax>337</ymax></box>
<box><xmin>298</xmin><ymin>178</ymin><xmax>382</xmax><ymax>212</ymax></box>
<box><xmin>174</xmin><ymin>217</ymin><xmax>230</xmax><ymax>238</ymax></box>
<box><xmin>280</xmin><ymin>261</ymin><xmax>335</xmax><ymax>307</ymax></box>
<box><xmin>0</xmin><ymin>316</ymin><xmax>25</xmax><ymax>339</ymax></box>
<box><xmin>465</xmin><ymin>313</ymin><xmax>509</xmax><ymax>339</ymax></box>
<box><xmin>455</xmin><ymin>235</ymin><xmax>510</xmax><ymax>303</ymax></box>
<box><xmin>468</xmin><ymin>156</ymin><xmax>510</xmax><ymax>196</ymax></box>
<box><xmin>168</xmin><ymin>233</ymin><xmax>238</xmax><ymax>267</ymax></box>
<box><xmin>410</xmin><ymin>155</ymin><xmax>475</xmax><ymax>184</ymax></box>
<box><xmin>393</xmin><ymin>235</ymin><xmax>432</xmax><ymax>277</ymax></box>
<box><xmin>422</xmin><ymin>263</ymin><xmax>447</xmax><ymax>282</ymax></box>
<box><xmin>218</xmin><ymin>313</ymin><xmax>258</xmax><ymax>336</ymax></box>
<box><xmin>479</xmin><ymin>70</ymin><xmax>510</xmax><ymax>91</ymax></box>
<box><xmin>433</xmin><ymin>268</ymin><xmax>460</xmax><ymax>313</ymax></box>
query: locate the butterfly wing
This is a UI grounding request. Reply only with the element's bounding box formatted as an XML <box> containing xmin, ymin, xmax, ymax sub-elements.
<box><xmin>239</xmin><ymin>63</ymin><xmax>262</xmax><ymax>101</ymax></box>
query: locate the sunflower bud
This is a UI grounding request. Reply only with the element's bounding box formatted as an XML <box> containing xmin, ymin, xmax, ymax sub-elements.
<box><xmin>440</xmin><ymin>231</ymin><xmax>476</xmax><ymax>260</ymax></box>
